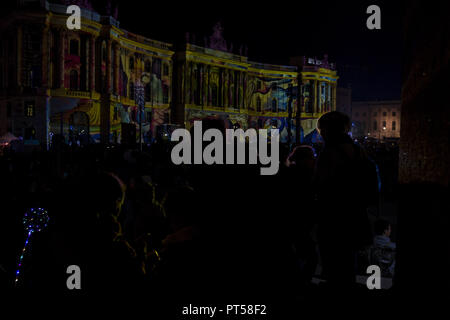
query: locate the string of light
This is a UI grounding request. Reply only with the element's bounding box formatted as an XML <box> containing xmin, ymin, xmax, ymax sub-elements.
<box><xmin>15</xmin><ymin>208</ymin><xmax>49</xmax><ymax>287</ymax></box>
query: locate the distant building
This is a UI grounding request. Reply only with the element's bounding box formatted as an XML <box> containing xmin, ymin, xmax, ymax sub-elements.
<box><xmin>337</xmin><ymin>87</ymin><xmax>352</xmax><ymax>118</ymax></box>
<box><xmin>351</xmin><ymin>100</ymin><xmax>401</xmax><ymax>139</ymax></box>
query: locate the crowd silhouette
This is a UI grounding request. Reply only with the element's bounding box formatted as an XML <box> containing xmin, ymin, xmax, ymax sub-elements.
<box><xmin>0</xmin><ymin>111</ymin><xmax>395</xmax><ymax>306</ymax></box>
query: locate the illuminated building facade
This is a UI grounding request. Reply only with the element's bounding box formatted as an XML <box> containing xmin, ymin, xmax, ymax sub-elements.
<box><xmin>351</xmin><ymin>100</ymin><xmax>401</xmax><ymax>139</ymax></box>
<box><xmin>0</xmin><ymin>1</ymin><xmax>338</xmax><ymax>147</ymax></box>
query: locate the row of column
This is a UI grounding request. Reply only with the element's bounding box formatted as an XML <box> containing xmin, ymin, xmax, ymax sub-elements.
<box><xmin>52</xmin><ymin>29</ymin><xmax>132</xmax><ymax>95</ymax></box>
<box><xmin>52</xmin><ymin>29</ymin><xmax>97</xmax><ymax>91</ymax></box>
<box><xmin>303</xmin><ymin>80</ymin><xmax>336</xmax><ymax>114</ymax></box>
<box><xmin>185</xmin><ymin>62</ymin><xmax>246</xmax><ymax>109</ymax></box>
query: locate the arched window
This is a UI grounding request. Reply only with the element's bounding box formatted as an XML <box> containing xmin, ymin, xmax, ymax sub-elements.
<box><xmin>70</xmin><ymin>70</ymin><xmax>78</xmax><ymax>90</ymax></box>
<box><xmin>271</xmin><ymin>98</ymin><xmax>277</xmax><ymax>112</ymax></box>
<box><xmin>129</xmin><ymin>82</ymin><xmax>135</xmax><ymax>100</ymax></box>
<box><xmin>70</xmin><ymin>39</ymin><xmax>79</xmax><ymax>56</ymax></box>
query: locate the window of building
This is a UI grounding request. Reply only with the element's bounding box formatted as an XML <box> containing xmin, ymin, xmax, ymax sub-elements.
<box><xmin>382</xmin><ymin>120</ymin><xmax>387</xmax><ymax>128</ymax></box>
<box><xmin>373</xmin><ymin>121</ymin><xmax>377</xmax><ymax>131</ymax></box>
<box><xmin>163</xmin><ymin>63</ymin><xmax>169</xmax><ymax>76</ymax></box>
<box><xmin>146</xmin><ymin>111</ymin><xmax>152</xmax><ymax>123</ymax></box>
<box><xmin>113</xmin><ymin>105</ymin><xmax>118</xmax><ymax>121</ymax></box>
<box><xmin>24</xmin><ymin>127</ymin><xmax>36</xmax><ymax>140</ymax></box>
<box><xmin>392</xmin><ymin>111</ymin><xmax>396</xmax><ymax>117</ymax></box>
<box><xmin>129</xmin><ymin>57</ymin><xmax>134</xmax><ymax>71</ymax></box>
<box><xmin>306</xmin><ymin>99</ymin><xmax>313</xmax><ymax>113</ymax></box>
<box><xmin>144</xmin><ymin>60</ymin><xmax>151</xmax><ymax>73</ymax></box>
<box><xmin>70</xmin><ymin>70</ymin><xmax>78</xmax><ymax>90</ymax></box>
<box><xmin>383</xmin><ymin>111</ymin><xmax>387</xmax><ymax>116</ymax></box>
<box><xmin>152</xmin><ymin>58</ymin><xmax>161</xmax><ymax>78</ymax></box>
<box><xmin>15</xmin><ymin>103</ymin><xmax>22</xmax><ymax>116</ymax></box>
<box><xmin>163</xmin><ymin>84</ymin><xmax>169</xmax><ymax>104</ymax></box>
<box><xmin>272</xmin><ymin>98</ymin><xmax>277</xmax><ymax>112</ymax></box>
<box><xmin>129</xmin><ymin>82</ymin><xmax>135</xmax><ymax>100</ymax></box>
<box><xmin>145</xmin><ymin>83</ymin><xmax>151</xmax><ymax>102</ymax></box>
<box><xmin>25</xmin><ymin>101</ymin><xmax>35</xmax><ymax>117</ymax></box>
<box><xmin>257</xmin><ymin>80</ymin><xmax>261</xmax><ymax>90</ymax></box>
<box><xmin>256</xmin><ymin>97</ymin><xmax>262</xmax><ymax>112</ymax></box>
<box><xmin>70</xmin><ymin>39</ymin><xmax>79</xmax><ymax>55</ymax></box>
<box><xmin>392</xmin><ymin>121</ymin><xmax>396</xmax><ymax>131</ymax></box>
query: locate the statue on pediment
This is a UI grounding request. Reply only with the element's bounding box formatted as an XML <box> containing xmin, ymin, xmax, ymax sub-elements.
<box><xmin>209</xmin><ymin>22</ymin><xmax>228</xmax><ymax>52</ymax></box>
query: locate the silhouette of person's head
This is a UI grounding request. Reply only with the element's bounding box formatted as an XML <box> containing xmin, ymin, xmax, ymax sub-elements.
<box><xmin>286</xmin><ymin>145</ymin><xmax>316</xmax><ymax>170</ymax></box>
<box><xmin>374</xmin><ymin>219</ymin><xmax>391</xmax><ymax>237</ymax></box>
<box><xmin>317</xmin><ymin>111</ymin><xmax>351</xmax><ymax>143</ymax></box>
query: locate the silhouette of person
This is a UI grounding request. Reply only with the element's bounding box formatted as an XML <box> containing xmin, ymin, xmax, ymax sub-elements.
<box><xmin>314</xmin><ymin>111</ymin><xmax>377</xmax><ymax>292</ymax></box>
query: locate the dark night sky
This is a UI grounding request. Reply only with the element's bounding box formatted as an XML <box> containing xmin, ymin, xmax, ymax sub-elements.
<box><xmin>114</xmin><ymin>0</ymin><xmax>402</xmax><ymax>101</ymax></box>
<box><xmin>6</xmin><ymin>0</ymin><xmax>403</xmax><ymax>100</ymax></box>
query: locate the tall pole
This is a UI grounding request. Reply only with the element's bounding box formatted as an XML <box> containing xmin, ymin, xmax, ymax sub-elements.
<box><xmin>295</xmin><ymin>65</ymin><xmax>303</xmax><ymax>146</ymax></box>
<box><xmin>287</xmin><ymin>84</ymin><xmax>293</xmax><ymax>147</ymax></box>
<box><xmin>139</xmin><ymin>101</ymin><xmax>142</xmax><ymax>151</ymax></box>
<box><xmin>135</xmin><ymin>81</ymin><xmax>145</xmax><ymax>151</ymax></box>
<box><xmin>137</xmin><ymin>73</ymin><xmax>151</xmax><ymax>151</ymax></box>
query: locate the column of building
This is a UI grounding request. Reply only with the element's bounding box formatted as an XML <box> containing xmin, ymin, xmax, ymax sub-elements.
<box><xmin>242</xmin><ymin>72</ymin><xmax>247</xmax><ymax>110</ymax></box>
<box><xmin>206</xmin><ymin>65</ymin><xmax>211</xmax><ymax>106</ymax></box>
<box><xmin>42</xmin><ymin>25</ymin><xmax>50</xmax><ymax>89</ymax></box>
<box><xmin>236</xmin><ymin>71</ymin><xmax>241</xmax><ymax>109</ymax></box>
<box><xmin>16</xmin><ymin>25</ymin><xmax>22</xmax><ymax>87</ymax></box>
<box><xmin>331</xmin><ymin>82</ymin><xmax>337</xmax><ymax>111</ymax></box>
<box><xmin>100</xmin><ymin>39</ymin><xmax>112</xmax><ymax>144</ymax></box>
<box><xmin>312</xmin><ymin>80</ymin><xmax>317</xmax><ymax>114</ymax></box>
<box><xmin>89</xmin><ymin>35</ymin><xmax>95</xmax><ymax>92</ymax></box>
<box><xmin>317</xmin><ymin>81</ymin><xmax>322</xmax><ymax>113</ymax></box>
<box><xmin>113</xmin><ymin>42</ymin><xmax>119</xmax><ymax>95</ymax></box>
<box><xmin>42</xmin><ymin>24</ymin><xmax>50</xmax><ymax>148</ymax></box>
<box><xmin>223</xmin><ymin>69</ymin><xmax>228</xmax><ymax>107</ymax></box>
<box><xmin>190</xmin><ymin>62</ymin><xmax>195</xmax><ymax>105</ymax></box>
<box><xmin>199</xmin><ymin>64</ymin><xmax>204</xmax><ymax>106</ymax></box>
<box><xmin>59</xmin><ymin>29</ymin><xmax>65</xmax><ymax>89</ymax></box>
